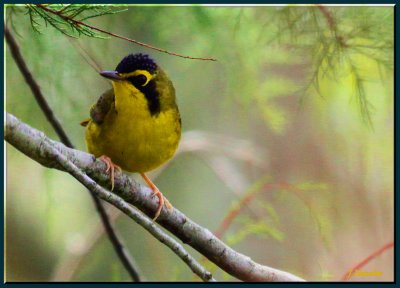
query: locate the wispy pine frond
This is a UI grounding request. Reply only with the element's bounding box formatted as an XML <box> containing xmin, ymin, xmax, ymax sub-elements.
<box><xmin>271</xmin><ymin>6</ymin><xmax>393</xmax><ymax>127</ymax></box>
<box><xmin>20</xmin><ymin>4</ymin><xmax>216</xmax><ymax>61</ymax></box>
<box><xmin>25</xmin><ymin>4</ymin><xmax>127</xmax><ymax>39</ymax></box>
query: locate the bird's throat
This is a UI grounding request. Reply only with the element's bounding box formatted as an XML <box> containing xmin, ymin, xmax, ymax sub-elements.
<box><xmin>112</xmin><ymin>81</ymin><xmax>150</xmax><ymax>117</ymax></box>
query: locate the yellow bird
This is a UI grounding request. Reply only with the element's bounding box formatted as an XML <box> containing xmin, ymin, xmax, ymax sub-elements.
<box><xmin>81</xmin><ymin>53</ymin><xmax>181</xmax><ymax>220</ymax></box>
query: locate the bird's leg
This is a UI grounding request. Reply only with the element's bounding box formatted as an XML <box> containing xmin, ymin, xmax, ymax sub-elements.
<box><xmin>140</xmin><ymin>173</ymin><xmax>172</xmax><ymax>221</ymax></box>
<box><xmin>99</xmin><ymin>155</ymin><xmax>122</xmax><ymax>191</ymax></box>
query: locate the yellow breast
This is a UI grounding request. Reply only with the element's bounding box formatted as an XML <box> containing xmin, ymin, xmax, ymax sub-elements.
<box><xmin>85</xmin><ymin>80</ymin><xmax>181</xmax><ymax>173</ymax></box>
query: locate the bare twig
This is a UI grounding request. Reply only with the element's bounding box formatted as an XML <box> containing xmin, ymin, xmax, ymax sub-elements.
<box><xmin>35</xmin><ymin>4</ymin><xmax>217</xmax><ymax>61</ymax></box>
<box><xmin>5</xmin><ymin>25</ymin><xmax>71</xmax><ymax>146</ymax></box>
<box><xmin>342</xmin><ymin>241</ymin><xmax>394</xmax><ymax>281</ymax></box>
<box><xmin>316</xmin><ymin>5</ymin><xmax>334</xmax><ymax>30</ymax></box>
<box><xmin>214</xmin><ymin>178</ymin><xmax>273</xmax><ymax>239</ymax></box>
<box><xmin>5</xmin><ymin>26</ymin><xmax>143</xmax><ymax>282</ymax></box>
<box><xmin>5</xmin><ymin>112</ymin><xmax>305</xmax><ymax>282</ymax></box>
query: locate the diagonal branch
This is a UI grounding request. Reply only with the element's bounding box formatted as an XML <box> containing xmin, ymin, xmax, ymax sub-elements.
<box><xmin>5</xmin><ymin>25</ymin><xmax>72</xmax><ymax>146</ymax></box>
<box><xmin>5</xmin><ymin>112</ymin><xmax>305</xmax><ymax>282</ymax></box>
<box><xmin>51</xmin><ymin>130</ymin><xmax>266</xmax><ymax>281</ymax></box>
<box><xmin>342</xmin><ymin>241</ymin><xmax>394</xmax><ymax>281</ymax></box>
<box><xmin>5</xmin><ymin>25</ymin><xmax>143</xmax><ymax>282</ymax></box>
<box><xmin>6</xmin><ymin>112</ymin><xmax>214</xmax><ymax>282</ymax></box>
<box><xmin>34</xmin><ymin>4</ymin><xmax>217</xmax><ymax>62</ymax></box>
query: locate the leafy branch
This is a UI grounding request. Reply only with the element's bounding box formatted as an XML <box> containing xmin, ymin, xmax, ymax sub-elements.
<box><xmin>24</xmin><ymin>4</ymin><xmax>216</xmax><ymax>61</ymax></box>
<box><xmin>271</xmin><ymin>5</ymin><xmax>393</xmax><ymax>127</ymax></box>
<box><xmin>214</xmin><ymin>180</ymin><xmax>331</xmax><ymax>247</ymax></box>
<box><xmin>26</xmin><ymin>4</ymin><xmax>125</xmax><ymax>38</ymax></box>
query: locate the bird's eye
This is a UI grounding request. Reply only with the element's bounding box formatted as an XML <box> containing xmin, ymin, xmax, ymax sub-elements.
<box><xmin>129</xmin><ymin>74</ymin><xmax>148</xmax><ymax>87</ymax></box>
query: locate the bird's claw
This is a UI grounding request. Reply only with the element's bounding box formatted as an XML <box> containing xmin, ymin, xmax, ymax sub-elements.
<box><xmin>99</xmin><ymin>155</ymin><xmax>121</xmax><ymax>191</ymax></box>
<box><xmin>151</xmin><ymin>189</ymin><xmax>173</xmax><ymax>221</ymax></box>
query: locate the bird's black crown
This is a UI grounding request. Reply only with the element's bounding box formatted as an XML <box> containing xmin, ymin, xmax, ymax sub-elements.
<box><xmin>115</xmin><ymin>53</ymin><xmax>157</xmax><ymax>74</ymax></box>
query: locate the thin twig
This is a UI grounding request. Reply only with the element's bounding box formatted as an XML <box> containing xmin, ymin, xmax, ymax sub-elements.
<box><xmin>36</xmin><ymin>4</ymin><xmax>217</xmax><ymax>61</ymax></box>
<box><xmin>56</xmin><ymin>4</ymin><xmax>72</xmax><ymax>15</ymax></box>
<box><xmin>5</xmin><ymin>25</ymin><xmax>143</xmax><ymax>282</ymax></box>
<box><xmin>5</xmin><ymin>112</ymin><xmax>305</xmax><ymax>282</ymax></box>
<box><xmin>214</xmin><ymin>181</ymin><xmax>328</xmax><ymax>246</ymax></box>
<box><xmin>316</xmin><ymin>5</ymin><xmax>334</xmax><ymax>30</ymax></box>
<box><xmin>342</xmin><ymin>241</ymin><xmax>394</xmax><ymax>281</ymax></box>
<box><xmin>68</xmin><ymin>38</ymin><xmax>103</xmax><ymax>72</ymax></box>
<box><xmin>316</xmin><ymin>5</ymin><xmax>347</xmax><ymax>48</ymax></box>
<box><xmin>214</xmin><ymin>178</ymin><xmax>273</xmax><ymax>239</ymax></box>
<box><xmin>5</xmin><ymin>26</ymin><xmax>72</xmax><ymax>146</ymax></box>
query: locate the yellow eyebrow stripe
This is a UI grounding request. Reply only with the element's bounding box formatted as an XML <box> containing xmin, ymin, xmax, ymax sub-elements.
<box><xmin>119</xmin><ymin>70</ymin><xmax>154</xmax><ymax>86</ymax></box>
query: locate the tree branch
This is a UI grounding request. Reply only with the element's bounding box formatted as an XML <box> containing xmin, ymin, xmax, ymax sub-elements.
<box><xmin>5</xmin><ymin>112</ymin><xmax>214</xmax><ymax>282</ymax></box>
<box><xmin>316</xmin><ymin>5</ymin><xmax>347</xmax><ymax>48</ymax></box>
<box><xmin>5</xmin><ymin>25</ymin><xmax>72</xmax><ymax>146</ymax></box>
<box><xmin>51</xmin><ymin>130</ymin><xmax>266</xmax><ymax>281</ymax></box>
<box><xmin>34</xmin><ymin>4</ymin><xmax>217</xmax><ymax>61</ymax></box>
<box><xmin>5</xmin><ymin>112</ymin><xmax>305</xmax><ymax>282</ymax></box>
<box><xmin>5</xmin><ymin>25</ymin><xmax>143</xmax><ymax>282</ymax></box>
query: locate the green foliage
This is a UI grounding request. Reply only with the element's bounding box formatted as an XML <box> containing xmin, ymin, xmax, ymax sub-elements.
<box><xmin>111</xmin><ymin>262</ymin><xmax>122</xmax><ymax>281</ymax></box>
<box><xmin>213</xmin><ymin>6</ymin><xmax>393</xmax><ymax>132</ymax></box>
<box><xmin>318</xmin><ymin>270</ymin><xmax>334</xmax><ymax>281</ymax></box>
<box><xmin>296</xmin><ymin>181</ymin><xmax>329</xmax><ymax>191</ymax></box>
<box><xmin>281</xmin><ymin>182</ymin><xmax>333</xmax><ymax>248</ymax></box>
<box><xmin>226</xmin><ymin>216</ymin><xmax>284</xmax><ymax>247</ymax></box>
<box><xmin>6</xmin><ymin>5</ymin><xmax>393</xmax><ymax>281</ymax></box>
<box><xmin>226</xmin><ymin>180</ymin><xmax>332</xmax><ymax>250</ymax></box>
<box><xmin>270</xmin><ymin>6</ymin><xmax>393</xmax><ymax>127</ymax></box>
<box><xmin>257</xmin><ymin>201</ymin><xmax>280</xmax><ymax>223</ymax></box>
<box><xmin>24</xmin><ymin>4</ymin><xmax>127</xmax><ymax>38</ymax></box>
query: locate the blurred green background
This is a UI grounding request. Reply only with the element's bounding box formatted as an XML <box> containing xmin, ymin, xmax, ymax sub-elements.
<box><xmin>5</xmin><ymin>5</ymin><xmax>393</xmax><ymax>282</ymax></box>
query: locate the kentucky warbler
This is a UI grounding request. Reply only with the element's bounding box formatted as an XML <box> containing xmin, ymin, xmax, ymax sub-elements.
<box><xmin>81</xmin><ymin>53</ymin><xmax>181</xmax><ymax>220</ymax></box>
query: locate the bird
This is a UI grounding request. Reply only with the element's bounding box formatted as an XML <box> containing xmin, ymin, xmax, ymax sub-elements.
<box><xmin>81</xmin><ymin>53</ymin><xmax>181</xmax><ymax>220</ymax></box>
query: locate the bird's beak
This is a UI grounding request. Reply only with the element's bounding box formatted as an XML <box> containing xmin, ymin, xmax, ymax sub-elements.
<box><xmin>100</xmin><ymin>70</ymin><xmax>123</xmax><ymax>81</ymax></box>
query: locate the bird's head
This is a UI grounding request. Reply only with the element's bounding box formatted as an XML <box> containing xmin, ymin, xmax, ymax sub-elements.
<box><xmin>100</xmin><ymin>53</ymin><xmax>158</xmax><ymax>87</ymax></box>
<box><xmin>100</xmin><ymin>53</ymin><xmax>175</xmax><ymax>116</ymax></box>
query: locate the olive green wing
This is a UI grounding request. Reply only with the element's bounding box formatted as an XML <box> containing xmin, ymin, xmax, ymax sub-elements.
<box><xmin>81</xmin><ymin>88</ymin><xmax>115</xmax><ymax>127</ymax></box>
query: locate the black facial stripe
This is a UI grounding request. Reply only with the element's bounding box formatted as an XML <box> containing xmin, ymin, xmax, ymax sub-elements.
<box><xmin>132</xmin><ymin>79</ymin><xmax>160</xmax><ymax>116</ymax></box>
<box><xmin>128</xmin><ymin>74</ymin><xmax>147</xmax><ymax>87</ymax></box>
<box><xmin>115</xmin><ymin>53</ymin><xmax>160</xmax><ymax>116</ymax></box>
